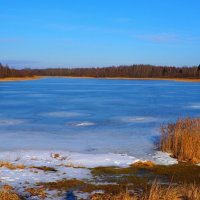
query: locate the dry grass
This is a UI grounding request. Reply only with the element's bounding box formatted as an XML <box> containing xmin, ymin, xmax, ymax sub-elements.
<box><xmin>92</xmin><ymin>163</ymin><xmax>200</xmax><ymax>185</ymax></box>
<box><xmin>25</xmin><ymin>187</ymin><xmax>46</xmax><ymax>199</ymax></box>
<box><xmin>0</xmin><ymin>76</ymin><xmax>41</xmax><ymax>82</ymax></box>
<box><xmin>160</xmin><ymin>118</ymin><xmax>200</xmax><ymax>163</ymax></box>
<box><xmin>0</xmin><ymin>161</ymin><xmax>25</xmax><ymax>170</ymax></box>
<box><xmin>0</xmin><ymin>185</ymin><xmax>21</xmax><ymax>200</ymax></box>
<box><xmin>91</xmin><ymin>182</ymin><xmax>200</xmax><ymax>200</ymax></box>
<box><xmin>131</xmin><ymin>161</ymin><xmax>155</xmax><ymax>168</ymax></box>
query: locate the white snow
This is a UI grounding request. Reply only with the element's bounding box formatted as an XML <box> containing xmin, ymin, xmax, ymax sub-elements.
<box><xmin>152</xmin><ymin>151</ymin><xmax>178</xmax><ymax>165</ymax></box>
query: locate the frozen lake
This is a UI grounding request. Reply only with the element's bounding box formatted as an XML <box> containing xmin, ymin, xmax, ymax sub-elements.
<box><xmin>0</xmin><ymin>78</ymin><xmax>199</xmax><ymax>161</ymax></box>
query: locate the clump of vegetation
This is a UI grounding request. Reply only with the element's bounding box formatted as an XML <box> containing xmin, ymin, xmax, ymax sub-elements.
<box><xmin>151</xmin><ymin>163</ymin><xmax>200</xmax><ymax>184</ymax></box>
<box><xmin>160</xmin><ymin>118</ymin><xmax>200</xmax><ymax>163</ymax></box>
<box><xmin>0</xmin><ymin>161</ymin><xmax>25</xmax><ymax>170</ymax></box>
<box><xmin>0</xmin><ymin>185</ymin><xmax>22</xmax><ymax>200</ymax></box>
<box><xmin>38</xmin><ymin>179</ymin><xmax>86</xmax><ymax>191</ymax></box>
<box><xmin>25</xmin><ymin>187</ymin><xmax>46</xmax><ymax>199</ymax></box>
<box><xmin>131</xmin><ymin>161</ymin><xmax>155</xmax><ymax>168</ymax></box>
<box><xmin>92</xmin><ymin>162</ymin><xmax>200</xmax><ymax>185</ymax></box>
<box><xmin>90</xmin><ymin>182</ymin><xmax>200</xmax><ymax>200</ymax></box>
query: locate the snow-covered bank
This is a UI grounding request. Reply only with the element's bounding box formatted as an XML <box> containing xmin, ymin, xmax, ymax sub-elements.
<box><xmin>0</xmin><ymin>150</ymin><xmax>177</xmax><ymax>199</ymax></box>
<box><xmin>0</xmin><ymin>150</ymin><xmax>177</xmax><ymax>185</ymax></box>
<box><xmin>0</xmin><ymin>150</ymin><xmax>177</xmax><ymax>169</ymax></box>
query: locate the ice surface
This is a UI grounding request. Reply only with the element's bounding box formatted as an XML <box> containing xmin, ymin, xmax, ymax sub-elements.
<box><xmin>0</xmin><ymin>78</ymin><xmax>199</xmax><ymax>170</ymax></box>
<box><xmin>41</xmin><ymin>111</ymin><xmax>86</xmax><ymax>117</ymax></box>
<box><xmin>68</xmin><ymin>121</ymin><xmax>96</xmax><ymax>127</ymax></box>
<box><xmin>189</xmin><ymin>103</ymin><xmax>200</xmax><ymax>109</ymax></box>
<box><xmin>119</xmin><ymin>116</ymin><xmax>160</xmax><ymax>123</ymax></box>
<box><xmin>0</xmin><ymin>119</ymin><xmax>25</xmax><ymax>126</ymax></box>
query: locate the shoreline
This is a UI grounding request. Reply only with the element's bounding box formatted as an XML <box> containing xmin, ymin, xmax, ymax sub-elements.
<box><xmin>0</xmin><ymin>76</ymin><xmax>43</xmax><ymax>82</ymax></box>
<box><xmin>0</xmin><ymin>76</ymin><xmax>200</xmax><ymax>82</ymax></box>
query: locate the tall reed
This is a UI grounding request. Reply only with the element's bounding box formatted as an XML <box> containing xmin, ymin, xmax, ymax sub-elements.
<box><xmin>160</xmin><ymin>118</ymin><xmax>200</xmax><ymax>163</ymax></box>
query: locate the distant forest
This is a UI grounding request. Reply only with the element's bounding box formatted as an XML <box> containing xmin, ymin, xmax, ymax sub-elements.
<box><xmin>1</xmin><ymin>63</ymin><xmax>200</xmax><ymax>79</ymax></box>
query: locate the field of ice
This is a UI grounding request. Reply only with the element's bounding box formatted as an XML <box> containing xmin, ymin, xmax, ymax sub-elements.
<box><xmin>0</xmin><ymin>78</ymin><xmax>200</xmax><ymax>160</ymax></box>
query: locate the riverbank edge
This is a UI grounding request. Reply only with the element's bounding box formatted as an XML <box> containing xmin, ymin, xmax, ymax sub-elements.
<box><xmin>0</xmin><ymin>76</ymin><xmax>200</xmax><ymax>82</ymax></box>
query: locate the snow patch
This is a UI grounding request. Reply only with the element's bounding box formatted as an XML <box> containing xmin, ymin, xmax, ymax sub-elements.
<box><xmin>152</xmin><ymin>151</ymin><xmax>178</xmax><ymax>165</ymax></box>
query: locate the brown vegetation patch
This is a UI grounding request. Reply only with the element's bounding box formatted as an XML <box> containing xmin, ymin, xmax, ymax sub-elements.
<box><xmin>0</xmin><ymin>185</ymin><xmax>22</xmax><ymax>200</ymax></box>
<box><xmin>151</xmin><ymin>163</ymin><xmax>200</xmax><ymax>184</ymax></box>
<box><xmin>131</xmin><ymin>161</ymin><xmax>155</xmax><ymax>168</ymax></box>
<box><xmin>38</xmin><ymin>178</ymin><xmax>145</xmax><ymax>196</ymax></box>
<box><xmin>92</xmin><ymin>163</ymin><xmax>200</xmax><ymax>185</ymax></box>
<box><xmin>90</xmin><ymin>183</ymin><xmax>200</xmax><ymax>200</ymax></box>
<box><xmin>160</xmin><ymin>117</ymin><xmax>200</xmax><ymax>163</ymax></box>
<box><xmin>25</xmin><ymin>187</ymin><xmax>46</xmax><ymax>199</ymax></box>
<box><xmin>91</xmin><ymin>166</ymin><xmax>138</xmax><ymax>176</ymax></box>
<box><xmin>38</xmin><ymin>179</ymin><xmax>86</xmax><ymax>191</ymax></box>
<box><xmin>0</xmin><ymin>161</ymin><xmax>25</xmax><ymax>170</ymax></box>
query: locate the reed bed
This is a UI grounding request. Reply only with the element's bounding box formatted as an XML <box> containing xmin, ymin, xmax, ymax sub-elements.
<box><xmin>160</xmin><ymin>118</ymin><xmax>200</xmax><ymax>163</ymax></box>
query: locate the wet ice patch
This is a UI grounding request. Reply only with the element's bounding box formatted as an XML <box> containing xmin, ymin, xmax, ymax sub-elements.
<box><xmin>68</xmin><ymin>121</ymin><xmax>96</xmax><ymax>127</ymax></box>
<box><xmin>120</xmin><ymin>116</ymin><xmax>159</xmax><ymax>123</ymax></box>
<box><xmin>41</xmin><ymin>111</ymin><xmax>85</xmax><ymax>118</ymax></box>
<box><xmin>0</xmin><ymin>119</ymin><xmax>25</xmax><ymax>126</ymax></box>
<box><xmin>188</xmin><ymin>103</ymin><xmax>200</xmax><ymax>109</ymax></box>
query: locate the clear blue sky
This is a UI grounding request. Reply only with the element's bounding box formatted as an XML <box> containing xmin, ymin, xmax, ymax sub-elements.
<box><xmin>0</xmin><ymin>0</ymin><xmax>199</xmax><ymax>68</ymax></box>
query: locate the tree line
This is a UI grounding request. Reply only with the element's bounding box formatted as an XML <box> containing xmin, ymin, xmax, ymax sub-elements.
<box><xmin>0</xmin><ymin>63</ymin><xmax>33</xmax><ymax>78</ymax></box>
<box><xmin>1</xmin><ymin>63</ymin><xmax>200</xmax><ymax>79</ymax></box>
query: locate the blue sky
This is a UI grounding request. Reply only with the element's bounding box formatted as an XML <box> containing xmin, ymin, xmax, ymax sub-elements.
<box><xmin>0</xmin><ymin>0</ymin><xmax>199</xmax><ymax>68</ymax></box>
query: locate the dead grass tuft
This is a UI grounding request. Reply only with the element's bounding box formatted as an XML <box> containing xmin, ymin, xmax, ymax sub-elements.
<box><xmin>131</xmin><ymin>161</ymin><xmax>155</xmax><ymax>168</ymax></box>
<box><xmin>0</xmin><ymin>161</ymin><xmax>25</xmax><ymax>170</ymax></box>
<box><xmin>51</xmin><ymin>153</ymin><xmax>67</xmax><ymax>160</ymax></box>
<box><xmin>0</xmin><ymin>185</ymin><xmax>21</xmax><ymax>200</ymax></box>
<box><xmin>160</xmin><ymin>118</ymin><xmax>200</xmax><ymax>163</ymax></box>
<box><xmin>25</xmin><ymin>187</ymin><xmax>46</xmax><ymax>199</ymax></box>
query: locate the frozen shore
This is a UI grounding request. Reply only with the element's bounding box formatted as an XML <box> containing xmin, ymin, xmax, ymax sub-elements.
<box><xmin>0</xmin><ymin>150</ymin><xmax>177</xmax><ymax>199</ymax></box>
